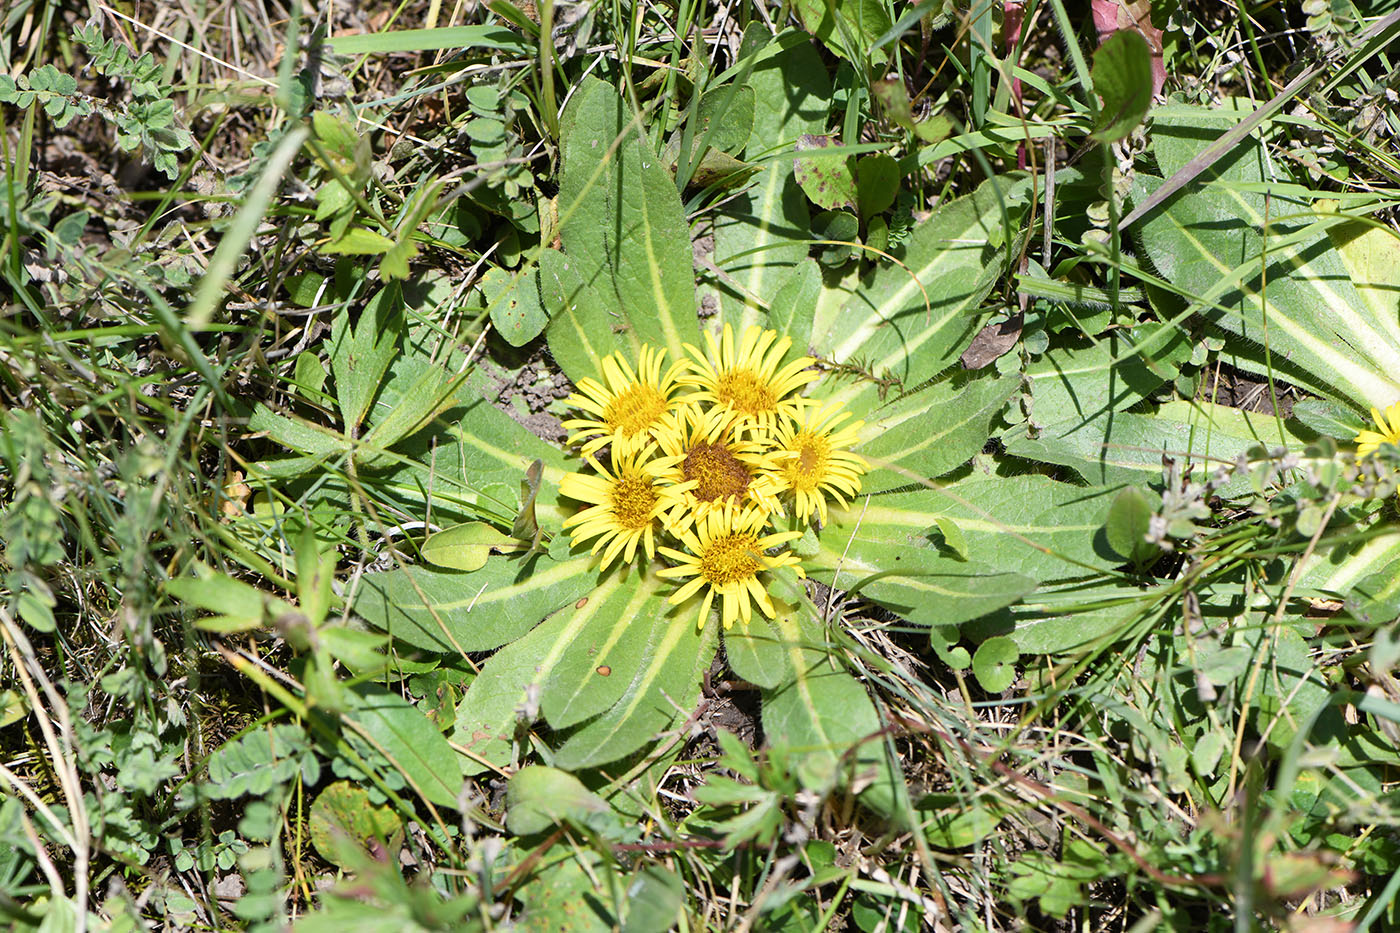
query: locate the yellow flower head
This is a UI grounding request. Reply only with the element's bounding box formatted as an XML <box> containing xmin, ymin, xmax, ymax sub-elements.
<box><xmin>648</xmin><ymin>402</ymin><xmax>782</xmax><ymax>531</ymax></box>
<box><xmin>657</xmin><ymin>502</ymin><xmax>805</xmax><ymax>630</ymax></box>
<box><xmin>562</xmin><ymin>345</ymin><xmax>689</xmax><ymax>457</ymax></box>
<box><xmin>1355</xmin><ymin>402</ymin><xmax>1400</xmax><ymax>458</ymax></box>
<box><xmin>559</xmin><ymin>443</ymin><xmax>691</xmax><ymax>570</ymax></box>
<box><xmin>770</xmin><ymin>400</ymin><xmax>868</xmax><ymax>525</ymax></box>
<box><xmin>680</xmin><ymin>324</ymin><xmax>818</xmax><ymax>436</ymax></box>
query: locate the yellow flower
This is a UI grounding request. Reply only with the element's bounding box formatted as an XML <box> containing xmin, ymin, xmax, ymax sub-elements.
<box><xmin>562</xmin><ymin>345</ymin><xmax>689</xmax><ymax>457</ymax></box>
<box><xmin>1356</xmin><ymin>402</ymin><xmax>1400</xmax><ymax>458</ymax></box>
<box><xmin>559</xmin><ymin>444</ymin><xmax>689</xmax><ymax>570</ymax></box>
<box><xmin>657</xmin><ymin>503</ymin><xmax>805</xmax><ymax>629</ymax></box>
<box><xmin>770</xmin><ymin>400</ymin><xmax>868</xmax><ymax>525</ymax></box>
<box><xmin>680</xmin><ymin>324</ymin><xmax>818</xmax><ymax>436</ymax></box>
<box><xmin>648</xmin><ymin>402</ymin><xmax>782</xmax><ymax>530</ymax></box>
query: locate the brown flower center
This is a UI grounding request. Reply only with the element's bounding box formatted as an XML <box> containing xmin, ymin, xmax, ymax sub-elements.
<box><xmin>609</xmin><ymin>474</ymin><xmax>658</xmax><ymax>530</ymax></box>
<box><xmin>683</xmin><ymin>441</ymin><xmax>752</xmax><ymax>503</ymax></box>
<box><xmin>699</xmin><ymin>532</ymin><xmax>762</xmax><ymax>586</ymax></box>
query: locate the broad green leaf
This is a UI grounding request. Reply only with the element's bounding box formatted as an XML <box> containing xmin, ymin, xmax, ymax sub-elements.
<box><xmin>971</xmin><ymin>636</ymin><xmax>1018</xmax><ymax>692</ymax></box>
<box><xmin>856</xmin><ymin>153</ymin><xmax>899</xmax><ymax>218</ymax></box>
<box><xmin>765</xmin><ymin>259</ymin><xmax>823</xmax><ymax>365</ymax></box>
<box><xmin>453</xmin><ymin>604</ymin><xmax>579</xmax><ymax>775</ymax></box>
<box><xmin>331</xmin><ymin>285</ymin><xmax>403</xmax><ymax>432</ymax></box>
<box><xmin>761</xmin><ymin>572</ymin><xmax>904</xmax><ymax>820</ymax></box>
<box><xmin>359</xmin><ymin>354</ymin><xmax>465</xmax><ymax>458</ymax></box>
<box><xmin>1011</xmin><ymin>324</ymin><xmax>1190</xmax><ymax>430</ymax></box>
<box><xmin>710</xmin><ymin>38</ymin><xmax>831</xmax><ymax>334</ymax></box>
<box><xmin>550</xmin><ymin>599</ymin><xmax>717</xmax><ymax>770</ymax></box>
<box><xmin>1254</xmin><ymin>626</ymin><xmax>1331</xmax><ymax>753</ymax></box>
<box><xmin>1089</xmin><ymin>30</ymin><xmax>1153</xmax><ymax>143</ymax></box>
<box><xmin>348</xmin><ymin>685</ymin><xmax>464</xmax><ymax>810</ymax></box>
<box><xmin>480</xmin><ymin>266</ymin><xmax>548</xmax><ymax>348</ymax></box>
<box><xmin>620</xmin><ymin>866</ymin><xmax>685</xmax><ymax>933</ymax></box>
<box><xmin>694</xmin><ymin>85</ymin><xmax>755</xmax><ymax>154</ymax></box>
<box><xmin>823</xmin><ymin>476</ymin><xmax>1122</xmax><ymax>585</ymax></box>
<box><xmin>807</xmin><ymin>523</ymin><xmax>1036</xmax><ymax>629</ymax></box>
<box><xmin>723</xmin><ymin>612</ymin><xmax>797</xmax><ymax>690</ymax></box>
<box><xmin>1295</xmin><ymin>527</ymin><xmax>1400</xmax><ymax>602</ymax></box>
<box><xmin>246</xmin><ymin>405</ymin><xmax>349</xmax><ymax>461</ymax></box>
<box><xmin>422</xmin><ymin>522</ymin><xmax>516</xmax><ymax>572</ymax></box>
<box><xmin>794</xmin><ymin>135</ymin><xmax>857</xmax><ymax>211</ymax></box>
<box><xmin>1133</xmin><ymin>106</ymin><xmax>1400</xmax><ymax>411</ymax></box>
<box><xmin>506</xmin><ymin>765</ymin><xmax>614</xmax><ymax>835</ymax></box>
<box><xmin>557</xmin><ymin>76</ymin><xmax>697</xmax><ymax>360</ymax></box>
<box><xmin>815</xmin><ymin>174</ymin><xmax>1030</xmax><ymax>410</ymax></box>
<box><xmin>329</xmin><ymin>25</ymin><xmax>531</xmax><ymax>55</ymax></box>
<box><xmin>1331</xmin><ymin>220</ymin><xmax>1400</xmax><ymax>327</ymax></box>
<box><xmin>540</xmin><ymin>247</ymin><xmax>622</xmax><ymax>384</ymax></box>
<box><xmin>856</xmin><ymin>372</ymin><xmax>1017</xmax><ymax>491</ymax></box>
<box><xmin>354</xmin><ymin>555</ymin><xmax>594</xmax><ymax>654</ymax></box>
<box><xmin>1291</xmin><ymin>398</ymin><xmax>1362</xmax><ymax>440</ymax></box>
<box><xmin>1103</xmin><ymin>486</ymin><xmax>1156</xmax><ymax>565</ymax></box>
<box><xmin>323</xmin><ymin>226</ymin><xmax>395</xmax><ymax>255</ymax></box>
<box><xmin>974</xmin><ymin>580</ymin><xmax>1148</xmax><ymax>654</ymax></box>
<box><xmin>538</xmin><ymin>569</ymin><xmax>670</xmax><ymax>729</ymax></box>
<box><xmin>309</xmin><ymin>781</ymin><xmax>402</xmax><ymax>870</ymax></box>
<box><xmin>792</xmin><ymin>0</ymin><xmax>892</xmax><ymax>62</ymax></box>
<box><xmin>1007</xmin><ymin>400</ymin><xmax>1312</xmax><ymax>492</ymax></box>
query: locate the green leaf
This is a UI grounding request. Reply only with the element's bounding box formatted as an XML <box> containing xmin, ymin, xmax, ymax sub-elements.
<box><xmin>1012</xmin><ymin>324</ymin><xmax>1190</xmax><ymax>430</ymax></box>
<box><xmin>354</xmin><ymin>555</ymin><xmax>594</xmax><ymax>654</ymax></box>
<box><xmin>168</xmin><ymin>567</ymin><xmax>285</xmax><ymax>633</ymax></box>
<box><xmin>1133</xmin><ymin>105</ymin><xmax>1400</xmax><ymax>411</ymax></box>
<box><xmin>723</xmin><ymin>612</ymin><xmax>796</xmax><ymax>690</ymax></box>
<box><xmin>621</xmin><ymin>867</ymin><xmax>684</xmax><ymax>933</ymax></box>
<box><xmin>330</xmin><ymin>284</ymin><xmax>403</xmax><ymax>432</ymax></box>
<box><xmin>1089</xmin><ymin>30</ymin><xmax>1153</xmax><ymax>143</ymax></box>
<box><xmin>708</xmin><ymin>38</ymin><xmax>830</xmax><ymax>334</ymax></box>
<box><xmin>760</xmin><ymin>573</ymin><xmax>904</xmax><ymax>819</ymax></box>
<box><xmin>347</xmin><ymin>684</ymin><xmax>464</xmax><ymax>810</ymax></box>
<box><xmin>323</xmin><ymin>226</ymin><xmax>396</xmax><ymax>255</ymax></box>
<box><xmin>557</xmin><ymin>76</ymin><xmax>698</xmax><ymax>361</ymax></box>
<box><xmin>538</xmin><ymin>570</ymin><xmax>671</xmax><ymax>730</ymax></box>
<box><xmin>1291</xmin><ymin>398</ymin><xmax>1362</xmax><ymax>441</ymax></box>
<box><xmin>1009</xmin><ymin>400</ymin><xmax>1312</xmax><ymax>492</ymax></box>
<box><xmin>540</xmin><ymin>247</ymin><xmax>622</xmax><ymax>384</ymax></box>
<box><xmin>480</xmin><ymin>266</ymin><xmax>548</xmax><ymax>347</ymax></box>
<box><xmin>550</xmin><ymin>595</ymin><xmax>716</xmax><ymax>770</ymax></box>
<box><xmin>295</xmin><ymin>525</ymin><xmax>336</xmax><ymax>627</ymax></box>
<box><xmin>794</xmin><ymin>134</ymin><xmax>857</xmax><ymax>211</ymax></box>
<box><xmin>328</xmin><ymin>25</ymin><xmax>531</xmax><ymax>55</ymax></box>
<box><xmin>982</xmin><ymin>580</ymin><xmax>1147</xmax><ymax>654</ymax></box>
<box><xmin>792</xmin><ymin>0</ymin><xmax>892</xmax><ymax>62</ymax></box>
<box><xmin>422</xmin><ymin>522</ymin><xmax>515</xmax><ymax>572</ymax></box>
<box><xmin>452</xmin><ymin>573</ymin><xmax>699</xmax><ymax>776</ymax></box>
<box><xmin>358</xmin><ymin>353</ymin><xmax>465</xmax><ymax>456</ymax></box>
<box><xmin>1253</xmin><ymin>626</ymin><xmax>1331</xmax><ymax>753</ymax></box>
<box><xmin>206</xmin><ymin>724</ymin><xmax>316</xmax><ymax>799</ymax></box>
<box><xmin>823</xmin><ymin>475</ymin><xmax>1122</xmax><ymax>585</ymax></box>
<box><xmin>856</xmin><ymin>154</ymin><xmax>899</xmax><ymax>218</ymax></box>
<box><xmin>856</xmin><ymin>372</ymin><xmax>1017</xmax><ymax>491</ymax></box>
<box><xmin>505</xmin><ymin>765</ymin><xmax>615</xmax><ymax>835</ymax></box>
<box><xmin>309</xmin><ymin>781</ymin><xmax>402</xmax><ymax>870</ymax></box>
<box><xmin>814</xmin><ymin>174</ymin><xmax>1031</xmax><ymax>409</ymax></box>
<box><xmin>694</xmin><ymin>85</ymin><xmax>755</xmax><ymax>154</ymax></box>
<box><xmin>971</xmin><ymin>636</ymin><xmax>1018</xmax><ymax>692</ymax></box>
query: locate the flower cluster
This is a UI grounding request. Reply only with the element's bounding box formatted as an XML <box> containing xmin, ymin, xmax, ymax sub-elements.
<box><xmin>557</xmin><ymin>325</ymin><xmax>868</xmax><ymax>629</ymax></box>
